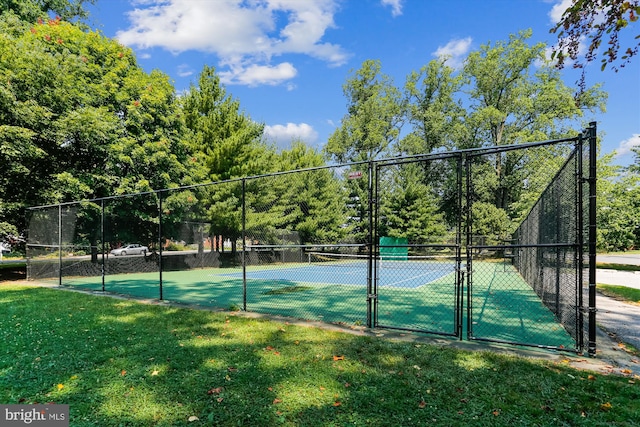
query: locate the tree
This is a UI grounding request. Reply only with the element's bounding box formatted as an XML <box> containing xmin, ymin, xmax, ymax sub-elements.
<box><xmin>400</xmin><ymin>59</ymin><xmax>465</xmax><ymax>154</ymax></box>
<box><xmin>596</xmin><ymin>153</ymin><xmax>640</xmax><ymax>250</ymax></box>
<box><xmin>181</xmin><ymin>66</ymin><xmax>271</xmax><ymax>253</ymax></box>
<box><xmin>378</xmin><ymin>162</ymin><xmax>449</xmax><ymax>243</ymax></box>
<box><xmin>325</xmin><ymin>59</ymin><xmax>403</xmax><ymax>163</ymax></box>
<box><xmin>550</xmin><ymin>0</ymin><xmax>640</xmax><ymax>71</ymax></box>
<box><xmin>272</xmin><ymin>142</ymin><xmax>349</xmax><ymax>244</ymax></box>
<box><xmin>182</xmin><ymin>65</ymin><xmax>268</xmax><ymax>182</ymax></box>
<box><xmin>0</xmin><ymin>0</ymin><xmax>95</xmax><ymax>23</ymax></box>
<box><xmin>0</xmin><ymin>14</ymin><xmax>201</xmax><ymax>245</ymax></box>
<box><xmin>461</xmin><ymin>30</ymin><xmax>606</xmax><ymax>236</ymax></box>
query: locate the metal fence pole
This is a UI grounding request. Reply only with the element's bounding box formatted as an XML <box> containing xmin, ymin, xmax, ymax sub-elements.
<box><xmin>158</xmin><ymin>192</ymin><xmax>164</xmax><ymax>301</ymax></box>
<box><xmin>456</xmin><ymin>154</ymin><xmax>464</xmax><ymax>339</ymax></box>
<box><xmin>576</xmin><ymin>131</ymin><xmax>585</xmax><ymax>352</ymax></box>
<box><xmin>58</xmin><ymin>204</ymin><xmax>62</xmax><ymax>287</ymax></box>
<box><xmin>587</xmin><ymin>121</ymin><xmax>597</xmax><ymax>356</ymax></box>
<box><xmin>242</xmin><ymin>179</ymin><xmax>247</xmax><ymax>311</ymax></box>
<box><xmin>101</xmin><ymin>199</ymin><xmax>105</xmax><ymax>293</ymax></box>
<box><xmin>464</xmin><ymin>154</ymin><xmax>472</xmax><ymax>339</ymax></box>
<box><xmin>367</xmin><ymin>161</ymin><xmax>375</xmax><ymax>329</ymax></box>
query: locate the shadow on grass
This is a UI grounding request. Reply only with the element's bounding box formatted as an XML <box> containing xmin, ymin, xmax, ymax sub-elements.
<box><xmin>1</xmin><ymin>285</ymin><xmax>639</xmax><ymax>426</ymax></box>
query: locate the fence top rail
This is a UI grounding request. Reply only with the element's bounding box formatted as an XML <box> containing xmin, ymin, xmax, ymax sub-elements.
<box><xmin>247</xmin><ymin>243</ymin><xmax>367</xmax><ymax>249</ymax></box>
<box><xmin>26</xmin><ymin>133</ymin><xmax>582</xmax><ymax>211</ymax></box>
<box><xmin>471</xmin><ymin>243</ymin><xmax>580</xmax><ymax>250</ymax></box>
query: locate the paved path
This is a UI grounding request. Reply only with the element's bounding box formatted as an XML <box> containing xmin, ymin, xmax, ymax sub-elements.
<box><xmin>585</xmin><ymin>261</ymin><xmax>640</xmax><ymax>375</ymax></box>
<box><xmin>598</xmin><ymin>253</ymin><xmax>640</xmax><ymax>266</ymax></box>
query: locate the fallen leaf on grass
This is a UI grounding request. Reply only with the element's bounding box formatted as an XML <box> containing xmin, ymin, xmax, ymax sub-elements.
<box><xmin>493</xmin><ymin>410</ymin><xmax>500</xmax><ymax>416</ymax></box>
<box><xmin>151</xmin><ymin>370</ymin><xmax>159</xmax><ymax>376</ymax></box>
<box><xmin>588</xmin><ymin>375</ymin><xmax>596</xmax><ymax>381</ymax></box>
<box><xmin>273</xmin><ymin>398</ymin><xmax>282</xmax><ymax>404</ymax></box>
<box><xmin>333</xmin><ymin>401</ymin><xmax>341</xmax><ymax>407</ymax></box>
<box><xmin>600</xmin><ymin>402</ymin><xmax>612</xmax><ymax>411</ymax></box>
<box><xmin>418</xmin><ymin>400</ymin><xmax>426</xmax><ymax>408</ymax></box>
<box><xmin>188</xmin><ymin>416</ymin><xmax>199</xmax><ymax>422</ymax></box>
<box><xmin>207</xmin><ymin>387</ymin><xmax>223</xmax><ymax>395</ymax></box>
<box><xmin>120</xmin><ymin>370</ymin><xmax>126</xmax><ymax>376</ymax></box>
<box><xmin>333</xmin><ymin>355</ymin><xmax>344</xmax><ymax>361</ymax></box>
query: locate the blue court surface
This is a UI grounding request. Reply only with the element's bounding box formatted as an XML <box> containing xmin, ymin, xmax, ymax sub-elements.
<box><xmin>218</xmin><ymin>261</ymin><xmax>456</xmax><ymax>288</ymax></box>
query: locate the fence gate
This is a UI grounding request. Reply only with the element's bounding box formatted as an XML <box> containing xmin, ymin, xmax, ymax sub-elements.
<box><xmin>373</xmin><ymin>154</ymin><xmax>464</xmax><ymax>337</ymax></box>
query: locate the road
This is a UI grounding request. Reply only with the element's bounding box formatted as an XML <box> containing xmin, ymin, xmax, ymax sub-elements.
<box><xmin>598</xmin><ymin>253</ymin><xmax>640</xmax><ymax>266</ymax></box>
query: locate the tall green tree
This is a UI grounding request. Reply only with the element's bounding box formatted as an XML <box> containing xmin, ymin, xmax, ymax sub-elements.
<box><xmin>0</xmin><ymin>14</ymin><xmax>200</xmax><ymax>245</ymax></box>
<box><xmin>273</xmin><ymin>142</ymin><xmax>349</xmax><ymax>244</ymax></box>
<box><xmin>400</xmin><ymin>59</ymin><xmax>465</xmax><ymax>154</ymax></box>
<box><xmin>181</xmin><ymin>66</ymin><xmax>270</xmax><ymax>252</ymax></box>
<box><xmin>182</xmin><ymin>65</ymin><xmax>268</xmax><ymax>182</ymax></box>
<box><xmin>325</xmin><ymin>59</ymin><xmax>403</xmax><ymax>164</ymax></box>
<box><xmin>378</xmin><ymin>163</ymin><xmax>449</xmax><ymax>243</ymax></box>
<box><xmin>596</xmin><ymin>153</ymin><xmax>640</xmax><ymax>250</ymax></box>
<box><xmin>325</xmin><ymin>60</ymin><xmax>403</xmax><ymax>244</ymax></box>
<box><xmin>461</xmin><ymin>30</ymin><xmax>605</xmax><ymax>238</ymax></box>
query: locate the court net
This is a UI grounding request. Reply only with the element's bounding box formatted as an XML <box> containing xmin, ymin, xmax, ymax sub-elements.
<box><xmin>306</xmin><ymin>252</ymin><xmax>457</xmax><ymax>270</ymax></box>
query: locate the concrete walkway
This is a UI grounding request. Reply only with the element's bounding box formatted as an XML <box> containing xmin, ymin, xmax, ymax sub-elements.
<box><xmin>581</xmin><ymin>260</ymin><xmax>640</xmax><ymax>375</ymax></box>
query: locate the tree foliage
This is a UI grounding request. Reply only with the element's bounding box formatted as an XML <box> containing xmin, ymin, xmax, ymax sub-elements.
<box><xmin>0</xmin><ymin>13</ymin><xmax>201</xmax><ymax>243</ymax></box>
<box><xmin>551</xmin><ymin>0</ymin><xmax>640</xmax><ymax>71</ymax></box>
<box><xmin>325</xmin><ymin>59</ymin><xmax>402</xmax><ymax>163</ymax></box>
<box><xmin>0</xmin><ymin>0</ymin><xmax>94</xmax><ymax>23</ymax></box>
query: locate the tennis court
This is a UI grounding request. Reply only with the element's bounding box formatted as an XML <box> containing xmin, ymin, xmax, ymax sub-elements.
<box><xmin>221</xmin><ymin>254</ymin><xmax>456</xmax><ymax>288</ymax></box>
<box><xmin>51</xmin><ymin>256</ymin><xmax>574</xmax><ymax>349</ymax></box>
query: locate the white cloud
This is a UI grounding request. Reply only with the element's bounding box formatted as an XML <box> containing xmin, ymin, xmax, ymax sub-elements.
<box><xmin>381</xmin><ymin>0</ymin><xmax>403</xmax><ymax>17</ymax></box>
<box><xmin>264</xmin><ymin>122</ymin><xmax>319</xmax><ymax>147</ymax></box>
<box><xmin>548</xmin><ymin>0</ymin><xmax>572</xmax><ymax>24</ymax></box>
<box><xmin>433</xmin><ymin>37</ymin><xmax>472</xmax><ymax>69</ymax></box>
<box><xmin>177</xmin><ymin>63</ymin><xmax>193</xmax><ymax>77</ymax></box>
<box><xmin>616</xmin><ymin>134</ymin><xmax>640</xmax><ymax>157</ymax></box>
<box><xmin>116</xmin><ymin>0</ymin><xmax>348</xmax><ymax>86</ymax></box>
<box><xmin>219</xmin><ymin>62</ymin><xmax>297</xmax><ymax>86</ymax></box>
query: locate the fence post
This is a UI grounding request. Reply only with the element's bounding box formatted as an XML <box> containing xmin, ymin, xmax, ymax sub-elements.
<box><xmin>367</xmin><ymin>161</ymin><xmax>375</xmax><ymax>329</ymax></box>
<box><xmin>587</xmin><ymin>121</ymin><xmax>597</xmax><ymax>357</ymax></box>
<box><xmin>456</xmin><ymin>154</ymin><xmax>464</xmax><ymax>339</ymax></box>
<box><xmin>58</xmin><ymin>204</ymin><xmax>62</xmax><ymax>287</ymax></box>
<box><xmin>101</xmin><ymin>199</ymin><xmax>105</xmax><ymax>293</ymax></box>
<box><xmin>158</xmin><ymin>191</ymin><xmax>164</xmax><ymax>301</ymax></box>
<box><xmin>242</xmin><ymin>178</ymin><xmax>247</xmax><ymax>311</ymax></box>
<box><xmin>464</xmin><ymin>154</ymin><xmax>473</xmax><ymax>339</ymax></box>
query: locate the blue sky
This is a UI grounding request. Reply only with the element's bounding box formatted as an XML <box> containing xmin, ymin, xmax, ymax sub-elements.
<box><xmin>86</xmin><ymin>0</ymin><xmax>639</xmax><ymax>165</ymax></box>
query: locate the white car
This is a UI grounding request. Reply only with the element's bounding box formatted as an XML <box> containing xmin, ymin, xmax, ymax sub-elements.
<box><xmin>110</xmin><ymin>244</ymin><xmax>148</xmax><ymax>256</ymax></box>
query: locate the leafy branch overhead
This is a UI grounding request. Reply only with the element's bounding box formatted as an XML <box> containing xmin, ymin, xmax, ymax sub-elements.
<box><xmin>551</xmin><ymin>0</ymin><xmax>640</xmax><ymax>71</ymax></box>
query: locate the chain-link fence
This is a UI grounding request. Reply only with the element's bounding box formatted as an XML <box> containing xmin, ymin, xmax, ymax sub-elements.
<box><xmin>27</xmin><ymin>124</ymin><xmax>597</xmax><ymax>355</ymax></box>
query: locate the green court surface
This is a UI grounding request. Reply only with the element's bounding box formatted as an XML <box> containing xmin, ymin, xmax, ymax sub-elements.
<box><xmin>52</xmin><ymin>260</ymin><xmax>575</xmax><ymax>349</ymax></box>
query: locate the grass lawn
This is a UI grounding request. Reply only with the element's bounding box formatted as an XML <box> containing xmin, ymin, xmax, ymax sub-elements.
<box><xmin>597</xmin><ymin>284</ymin><xmax>640</xmax><ymax>306</ymax></box>
<box><xmin>1</xmin><ymin>283</ymin><xmax>639</xmax><ymax>426</ymax></box>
